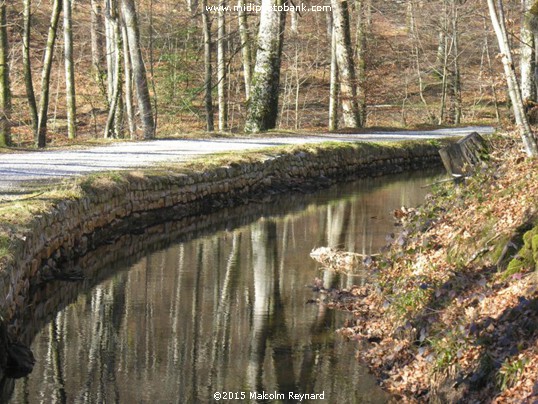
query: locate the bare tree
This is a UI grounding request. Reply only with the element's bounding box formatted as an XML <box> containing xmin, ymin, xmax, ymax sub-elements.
<box><xmin>217</xmin><ymin>0</ymin><xmax>228</xmax><ymax>131</ymax></box>
<box><xmin>438</xmin><ymin>0</ymin><xmax>461</xmax><ymax>125</ymax></box>
<box><xmin>330</xmin><ymin>0</ymin><xmax>360</xmax><ymax>127</ymax></box>
<box><xmin>408</xmin><ymin>0</ymin><xmax>432</xmax><ymax>122</ymax></box>
<box><xmin>290</xmin><ymin>5</ymin><xmax>298</xmax><ymax>35</ymax></box>
<box><xmin>121</xmin><ymin>0</ymin><xmax>155</xmax><ymax>139</ymax></box>
<box><xmin>202</xmin><ymin>0</ymin><xmax>214</xmax><ymax>131</ymax></box>
<box><xmin>90</xmin><ymin>0</ymin><xmax>105</xmax><ymax>78</ymax></box>
<box><xmin>64</xmin><ymin>0</ymin><xmax>77</xmax><ymax>139</ymax></box>
<box><xmin>104</xmin><ymin>0</ymin><xmax>122</xmax><ymax>138</ymax></box>
<box><xmin>438</xmin><ymin>0</ymin><xmax>450</xmax><ymax>124</ymax></box>
<box><xmin>23</xmin><ymin>0</ymin><xmax>38</xmax><ymax>132</ymax></box>
<box><xmin>355</xmin><ymin>0</ymin><xmax>367</xmax><ymax>125</ymax></box>
<box><xmin>450</xmin><ymin>0</ymin><xmax>462</xmax><ymax>125</ymax></box>
<box><xmin>325</xmin><ymin>0</ymin><xmax>333</xmax><ymax>38</ymax></box>
<box><xmin>0</xmin><ymin>0</ymin><xmax>10</xmax><ymax>146</ymax></box>
<box><xmin>488</xmin><ymin>0</ymin><xmax>538</xmax><ymax>156</ymax></box>
<box><xmin>187</xmin><ymin>0</ymin><xmax>198</xmax><ymax>15</ymax></box>
<box><xmin>244</xmin><ymin>0</ymin><xmax>286</xmax><ymax>133</ymax></box>
<box><xmin>121</xmin><ymin>22</ymin><xmax>136</xmax><ymax>139</ymax></box>
<box><xmin>329</xmin><ymin>23</ymin><xmax>339</xmax><ymax>130</ymax></box>
<box><xmin>104</xmin><ymin>4</ymin><xmax>122</xmax><ymax>139</ymax></box>
<box><xmin>237</xmin><ymin>0</ymin><xmax>253</xmax><ymax>100</ymax></box>
<box><xmin>435</xmin><ymin>29</ymin><xmax>445</xmax><ymax>75</ymax></box>
<box><xmin>521</xmin><ymin>0</ymin><xmax>536</xmax><ymax>102</ymax></box>
<box><xmin>36</xmin><ymin>0</ymin><xmax>62</xmax><ymax>148</ymax></box>
<box><xmin>482</xmin><ymin>15</ymin><xmax>501</xmax><ymax>124</ymax></box>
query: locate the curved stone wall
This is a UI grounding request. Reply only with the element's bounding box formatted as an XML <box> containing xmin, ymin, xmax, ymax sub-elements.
<box><xmin>0</xmin><ymin>141</ymin><xmax>445</xmax><ymax>330</ymax></box>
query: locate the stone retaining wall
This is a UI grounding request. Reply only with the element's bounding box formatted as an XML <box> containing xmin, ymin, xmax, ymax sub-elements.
<box><xmin>0</xmin><ymin>141</ymin><xmax>446</xmax><ymax>329</ymax></box>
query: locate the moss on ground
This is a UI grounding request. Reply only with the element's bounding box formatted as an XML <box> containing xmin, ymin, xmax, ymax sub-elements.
<box><xmin>0</xmin><ymin>235</ymin><xmax>11</xmax><ymax>260</ymax></box>
<box><xmin>504</xmin><ymin>225</ymin><xmax>538</xmax><ymax>278</ymax></box>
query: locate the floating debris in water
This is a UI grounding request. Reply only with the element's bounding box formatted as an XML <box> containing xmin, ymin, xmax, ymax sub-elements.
<box><xmin>309</xmin><ymin>247</ymin><xmax>377</xmax><ymax>273</ymax></box>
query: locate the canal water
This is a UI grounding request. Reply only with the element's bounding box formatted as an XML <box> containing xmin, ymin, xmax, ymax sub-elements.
<box><xmin>8</xmin><ymin>171</ymin><xmax>440</xmax><ymax>403</ymax></box>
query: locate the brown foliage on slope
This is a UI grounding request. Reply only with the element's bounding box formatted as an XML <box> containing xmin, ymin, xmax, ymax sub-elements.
<box><xmin>324</xmin><ymin>132</ymin><xmax>538</xmax><ymax>402</ymax></box>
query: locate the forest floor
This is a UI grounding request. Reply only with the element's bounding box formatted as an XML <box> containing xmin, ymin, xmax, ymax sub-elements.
<box><xmin>319</xmin><ymin>131</ymin><xmax>538</xmax><ymax>402</ymax></box>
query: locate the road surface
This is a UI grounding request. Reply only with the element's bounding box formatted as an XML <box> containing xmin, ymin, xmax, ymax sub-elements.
<box><xmin>0</xmin><ymin>126</ymin><xmax>494</xmax><ymax>193</ymax></box>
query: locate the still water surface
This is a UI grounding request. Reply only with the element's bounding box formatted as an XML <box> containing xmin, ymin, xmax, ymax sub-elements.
<box><xmin>10</xmin><ymin>171</ymin><xmax>439</xmax><ymax>403</ymax></box>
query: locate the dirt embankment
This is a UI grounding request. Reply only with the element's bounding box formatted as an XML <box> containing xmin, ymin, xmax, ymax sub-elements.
<box><xmin>325</xmin><ymin>133</ymin><xmax>538</xmax><ymax>402</ymax></box>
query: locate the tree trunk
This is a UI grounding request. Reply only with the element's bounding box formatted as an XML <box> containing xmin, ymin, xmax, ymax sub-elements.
<box><xmin>482</xmin><ymin>18</ymin><xmax>501</xmax><ymax>124</ymax></box>
<box><xmin>409</xmin><ymin>0</ymin><xmax>430</xmax><ymax>120</ymax></box>
<box><xmin>488</xmin><ymin>0</ymin><xmax>538</xmax><ymax>157</ymax></box>
<box><xmin>217</xmin><ymin>0</ymin><xmax>228</xmax><ymax>131</ymax></box>
<box><xmin>290</xmin><ymin>5</ymin><xmax>298</xmax><ymax>35</ymax></box>
<box><xmin>63</xmin><ymin>0</ymin><xmax>76</xmax><ymax>139</ymax></box>
<box><xmin>438</xmin><ymin>0</ymin><xmax>450</xmax><ymax>124</ymax></box>
<box><xmin>237</xmin><ymin>0</ymin><xmax>253</xmax><ymax>101</ymax></box>
<box><xmin>22</xmin><ymin>0</ymin><xmax>38</xmax><ymax>133</ymax></box>
<box><xmin>406</xmin><ymin>0</ymin><xmax>414</xmax><ymax>33</ymax></box>
<box><xmin>330</xmin><ymin>0</ymin><xmax>360</xmax><ymax>128</ymax></box>
<box><xmin>435</xmin><ymin>30</ymin><xmax>445</xmax><ymax>77</ymax></box>
<box><xmin>202</xmin><ymin>0</ymin><xmax>214</xmax><ymax>131</ymax></box>
<box><xmin>0</xmin><ymin>1</ymin><xmax>10</xmax><ymax>147</ymax></box>
<box><xmin>121</xmin><ymin>22</ymin><xmax>136</xmax><ymax>139</ymax></box>
<box><xmin>187</xmin><ymin>0</ymin><xmax>198</xmax><ymax>15</ymax></box>
<box><xmin>105</xmin><ymin>0</ymin><xmax>116</xmax><ymax>100</ymax></box>
<box><xmin>329</xmin><ymin>24</ymin><xmax>338</xmax><ymax>131</ymax></box>
<box><xmin>364</xmin><ymin>0</ymin><xmax>371</xmax><ymax>25</ymax></box>
<box><xmin>325</xmin><ymin>0</ymin><xmax>333</xmax><ymax>38</ymax></box>
<box><xmin>90</xmin><ymin>0</ymin><xmax>105</xmax><ymax>78</ymax></box>
<box><xmin>148</xmin><ymin>0</ymin><xmax>158</xmax><ymax>137</ymax></box>
<box><xmin>355</xmin><ymin>0</ymin><xmax>367</xmax><ymax>125</ymax></box>
<box><xmin>293</xmin><ymin>46</ymin><xmax>300</xmax><ymax>129</ymax></box>
<box><xmin>121</xmin><ymin>0</ymin><xmax>155</xmax><ymax>139</ymax></box>
<box><xmin>450</xmin><ymin>0</ymin><xmax>461</xmax><ymax>124</ymax></box>
<box><xmin>244</xmin><ymin>0</ymin><xmax>286</xmax><ymax>133</ymax></box>
<box><xmin>521</xmin><ymin>0</ymin><xmax>536</xmax><ymax>102</ymax></box>
<box><xmin>104</xmin><ymin>15</ymin><xmax>122</xmax><ymax>138</ymax></box>
<box><xmin>104</xmin><ymin>0</ymin><xmax>122</xmax><ymax>138</ymax></box>
<box><xmin>36</xmin><ymin>0</ymin><xmax>62</xmax><ymax>148</ymax></box>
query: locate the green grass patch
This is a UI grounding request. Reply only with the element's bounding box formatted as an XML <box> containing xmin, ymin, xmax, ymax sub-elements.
<box><xmin>390</xmin><ymin>285</ymin><xmax>430</xmax><ymax>319</ymax></box>
<box><xmin>497</xmin><ymin>358</ymin><xmax>526</xmax><ymax>391</ymax></box>
<box><xmin>429</xmin><ymin>329</ymin><xmax>468</xmax><ymax>373</ymax></box>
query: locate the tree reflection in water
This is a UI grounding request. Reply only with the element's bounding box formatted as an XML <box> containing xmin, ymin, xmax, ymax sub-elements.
<box><xmin>9</xmin><ymin>171</ymin><xmax>440</xmax><ymax>403</ymax></box>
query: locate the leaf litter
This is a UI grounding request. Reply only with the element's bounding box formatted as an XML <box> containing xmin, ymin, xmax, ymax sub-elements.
<box><xmin>310</xmin><ymin>132</ymin><xmax>538</xmax><ymax>402</ymax></box>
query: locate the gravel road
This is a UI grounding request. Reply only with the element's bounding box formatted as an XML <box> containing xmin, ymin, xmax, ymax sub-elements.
<box><xmin>0</xmin><ymin>126</ymin><xmax>494</xmax><ymax>193</ymax></box>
